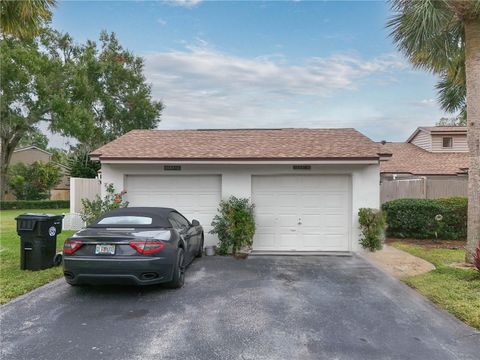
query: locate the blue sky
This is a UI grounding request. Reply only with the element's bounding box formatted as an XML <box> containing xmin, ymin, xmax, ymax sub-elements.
<box><xmin>49</xmin><ymin>0</ymin><xmax>447</xmax><ymax>144</ymax></box>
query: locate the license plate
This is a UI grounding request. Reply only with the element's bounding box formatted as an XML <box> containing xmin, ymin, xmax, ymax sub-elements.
<box><xmin>95</xmin><ymin>244</ymin><xmax>115</xmax><ymax>255</ymax></box>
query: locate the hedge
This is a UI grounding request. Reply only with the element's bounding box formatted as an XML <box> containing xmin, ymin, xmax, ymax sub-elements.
<box><xmin>381</xmin><ymin>197</ymin><xmax>467</xmax><ymax>240</ymax></box>
<box><xmin>0</xmin><ymin>200</ymin><xmax>70</xmax><ymax>210</ymax></box>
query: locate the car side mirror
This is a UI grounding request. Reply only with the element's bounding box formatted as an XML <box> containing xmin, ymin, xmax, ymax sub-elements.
<box><xmin>191</xmin><ymin>219</ymin><xmax>200</xmax><ymax>226</ymax></box>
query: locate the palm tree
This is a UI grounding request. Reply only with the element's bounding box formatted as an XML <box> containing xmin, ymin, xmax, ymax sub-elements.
<box><xmin>0</xmin><ymin>0</ymin><xmax>56</xmax><ymax>38</ymax></box>
<box><xmin>388</xmin><ymin>0</ymin><xmax>480</xmax><ymax>263</ymax></box>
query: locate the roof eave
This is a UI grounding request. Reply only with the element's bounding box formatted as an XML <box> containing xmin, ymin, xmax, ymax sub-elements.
<box><xmin>405</xmin><ymin>127</ymin><xmax>424</xmax><ymax>143</ymax></box>
<box><xmin>94</xmin><ymin>157</ymin><xmax>381</xmax><ymax>165</ymax></box>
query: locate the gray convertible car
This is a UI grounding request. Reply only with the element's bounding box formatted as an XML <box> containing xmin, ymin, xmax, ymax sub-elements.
<box><xmin>62</xmin><ymin>207</ymin><xmax>204</xmax><ymax>288</ymax></box>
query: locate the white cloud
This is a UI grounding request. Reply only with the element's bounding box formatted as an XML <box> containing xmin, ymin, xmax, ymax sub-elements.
<box><xmin>142</xmin><ymin>44</ymin><xmax>410</xmax><ymax>137</ymax></box>
<box><xmin>157</xmin><ymin>18</ymin><xmax>167</xmax><ymax>27</ymax></box>
<box><xmin>145</xmin><ymin>47</ymin><xmax>404</xmax><ymax>97</ymax></box>
<box><xmin>167</xmin><ymin>0</ymin><xmax>203</xmax><ymax>8</ymax></box>
<box><xmin>413</xmin><ymin>98</ymin><xmax>437</xmax><ymax>107</ymax></box>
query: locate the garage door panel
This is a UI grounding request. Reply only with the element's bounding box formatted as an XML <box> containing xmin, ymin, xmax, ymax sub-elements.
<box><xmin>323</xmin><ymin>213</ymin><xmax>346</xmax><ymax>226</ymax></box>
<box><xmin>126</xmin><ymin>175</ymin><xmax>221</xmax><ymax>246</ymax></box>
<box><xmin>278</xmin><ymin>193</ymin><xmax>297</xmax><ymax>204</ymax></box>
<box><xmin>300</xmin><ymin>194</ymin><xmax>324</xmax><ymax>207</ymax></box>
<box><xmin>301</xmin><ymin>214</ymin><xmax>324</xmax><ymax>227</ymax></box>
<box><xmin>322</xmin><ymin>194</ymin><xmax>347</xmax><ymax>208</ymax></box>
<box><xmin>278</xmin><ymin>215</ymin><xmax>297</xmax><ymax>226</ymax></box>
<box><xmin>252</xmin><ymin>175</ymin><xmax>350</xmax><ymax>252</ymax></box>
<box><xmin>254</xmin><ymin>194</ymin><xmax>275</xmax><ymax>207</ymax></box>
<box><xmin>256</xmin><ymin>213</ymin><xmax>276</xmax><ymax>226</ymax></box>
<box><xmin>254</xmin><ymin>233</ymin><xmax>275</xmax><ymax>249</ymax></box>
<box><xmin>278</xmin><ymin>233</ymin><xmax>298</xmax><ymax>248</ymax></box>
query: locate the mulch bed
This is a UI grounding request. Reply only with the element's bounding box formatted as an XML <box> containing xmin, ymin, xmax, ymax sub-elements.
<box><xmin>385</xmin><ymin>238</ymin><xmax>466</xmax><ymax>250</ymax></box>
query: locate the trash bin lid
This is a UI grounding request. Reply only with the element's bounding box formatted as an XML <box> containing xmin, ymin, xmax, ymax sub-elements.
<box><xmin>15</xmin><ymin>213</ymin><xmax>65</xmax><ymax>221</ymax></box>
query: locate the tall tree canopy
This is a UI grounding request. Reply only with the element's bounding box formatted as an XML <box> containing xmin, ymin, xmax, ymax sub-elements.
<box><xmin>0</xmin><ymin>0</ymin><xmax>56</xmax><ymax>38</ymax></box>
<box><xmin>0</xmin><ymin>30</ymin><xmax>163</xmax><ymax>199</ymax></box>
<box><xmin>388</xmin><ymin>0</ymin><xmax>480</xmax><ymax>262</ymax></box>
<box><xmin>17</xmin><ymin>127</ymin><xmax>49</xmax><ymax>150</ymax></box>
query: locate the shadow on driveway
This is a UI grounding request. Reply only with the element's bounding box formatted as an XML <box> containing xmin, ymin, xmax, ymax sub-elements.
<box><xmin>1</xmin><ymin>255</ymin><xmax>479</xmax><ymax>360</ymax></box>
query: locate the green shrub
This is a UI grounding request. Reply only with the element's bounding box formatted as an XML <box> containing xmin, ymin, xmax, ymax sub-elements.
<box><xmin>358</xmin><ymin>208</ymin><xmax>385</xmax><ymax>251</ymax></box>
<box><xmin>80</xmin><ymin>183</ymin><xmax>128</xmax><ymax>225</ymax></box>
<box><xmin>7</xmin><ymin>161</ymin><xmax>61</xmax><ymax>200</ymax></box>
<box><xmin>382</xmin><ymin>197</ymin><xmax>467</xmax><ymax>240</ymax></box>
<box><xmin>0</xmin><ymin>200</ymin><xmax>70</xmax><ymax>210</ymax></box>
<box><xmin>210</xmin><ymin>196</ymin><xmax>256</xmax><ymax>255</ymax></box>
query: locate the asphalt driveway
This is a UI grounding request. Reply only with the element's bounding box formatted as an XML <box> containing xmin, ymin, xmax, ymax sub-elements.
<box><xmin>1</xmin><ymin>255</ymin><xmax>479</xmax><ymax>360</ymax></box>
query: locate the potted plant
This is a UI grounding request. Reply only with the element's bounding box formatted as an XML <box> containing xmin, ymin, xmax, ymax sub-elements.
<box><xmin>210</xmin><ymin>196</ymin><xmax>255</xmax><ymax>258</ymax></box>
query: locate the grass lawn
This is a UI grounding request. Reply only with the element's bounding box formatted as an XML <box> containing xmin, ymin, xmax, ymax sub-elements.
<box><xmin>391</xmin><ymin>242</ymin><xmax>480</xmax><ymax>329</ymax></box>
<box><xmin>0</xmin><ymin>209</ymin><xmax>75</xmax><ymax>304</ymax></box>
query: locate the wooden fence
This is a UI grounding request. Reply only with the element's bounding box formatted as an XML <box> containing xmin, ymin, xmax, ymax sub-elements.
<box><xmin>380</xmin><ymin>177</ymin><xmax>468</xmax><ymax>204</ymax></box>
<box><xmin>50</xmin><ymin>189</ymin><xmax>70</xmax><ymax>200</ymax></box>
<box><xmin>70</xmin><ymin>177</ymin><xmax>101</xmax><ymax>213</ymax></box>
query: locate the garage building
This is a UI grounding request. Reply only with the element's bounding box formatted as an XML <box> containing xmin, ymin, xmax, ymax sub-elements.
<box><xmin>91</xmin><ymin>128</ymin><xmax>390</xmax><ymax>253</ymax></box>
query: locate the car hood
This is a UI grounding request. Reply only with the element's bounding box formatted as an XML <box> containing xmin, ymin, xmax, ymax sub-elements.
<box><xmin>71</xmin><ymin>227</ymin><xmax>172</xmax><ymax>242</ymax></box>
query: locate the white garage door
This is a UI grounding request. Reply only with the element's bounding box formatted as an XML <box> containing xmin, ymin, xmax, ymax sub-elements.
<box><xmin>252</xmin><ymin>175</ymin><xmax>351</xmax><ymax>252</ymax></box>
<box><xmin>125</xmin><ymin>175</ymin><xmax>221</xmax><ymax>245</ymax></box>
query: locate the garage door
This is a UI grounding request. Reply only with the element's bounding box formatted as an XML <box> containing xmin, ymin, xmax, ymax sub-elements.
<box><xmin>125</xmin><ymin>175</ymin><xmax>221</xmax><ymax>245</ymax></box>
<box><xmin>252</xmin><ymin>175</ymin><xmax>350</xmax><ymax>252</ymax></box>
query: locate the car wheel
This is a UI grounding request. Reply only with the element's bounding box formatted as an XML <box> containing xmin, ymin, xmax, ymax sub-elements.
<box><xmin>196</xmin><ymin>237</ymin><xmax>204</xmax><ymax>258</ymax></box>
<box><xmin>166</xmin><ymin>248</ymin><xmax>185</xmax><ymax>289</ymax></box>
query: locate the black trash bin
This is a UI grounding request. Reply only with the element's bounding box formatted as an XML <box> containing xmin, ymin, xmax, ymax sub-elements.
<box><xmin>15</xmin><ymin>213</ymin><xmax>65</xmax><ymax>271</ymax></box>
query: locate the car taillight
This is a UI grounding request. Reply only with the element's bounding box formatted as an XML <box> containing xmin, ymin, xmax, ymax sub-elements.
<box><xmin>64</xmin><ymin>239</ymin><xmax>83</xmax><ymax>254</ymax></box>
<box><xmin>129</xmin><ymin>241</ymin><xmax>165</xmax><ymax>254</ymax></box>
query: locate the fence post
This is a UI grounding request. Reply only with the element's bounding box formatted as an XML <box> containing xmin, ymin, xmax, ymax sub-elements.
<box><xmin>423</xmin><ymin>177</ymin><xmax>427</xmax><ymax>199</ymax></box>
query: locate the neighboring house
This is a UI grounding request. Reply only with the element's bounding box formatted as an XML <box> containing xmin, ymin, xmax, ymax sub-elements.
<box><xmin>91</xmin><ymin>128</ymin><xmax>390</xmax><ymax>253</ymax></box>
<box><xmin>407</xmin><ymin>126</ymin><xmax>468</xmax><ymax>153</ymax></box>
<box><xmin>380</xmin><ymin>126</ymin><xmax>469</xmax><ymax>179</ymax></box>
<box><xmin>379</xmin><ymin>126</ymin><xmax>469</xmax><ymax>203</ymax></box>
<box><xmin>7</xmin><ymin>146</ymin><xmax>70</xmax><ymax>200</ymax></box>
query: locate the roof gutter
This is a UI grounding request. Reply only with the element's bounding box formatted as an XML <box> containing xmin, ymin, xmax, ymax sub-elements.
<box><xmin>92</xmin><ymin>158</ymin><xmax>381</xmax><ymax>165</ymax></box>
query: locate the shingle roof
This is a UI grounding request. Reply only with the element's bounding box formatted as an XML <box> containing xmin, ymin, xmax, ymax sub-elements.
<box><xmin>91</xmin><ymin>128</ymin><xmax>387</xmax><ymax>161</ymax></box>
<box><xmin>380</xmin><ymin>142</ymin><xmax>469</xmax><ymax>175</ymax></box>
<box><xmin>420</xmin><ymin>126</ymin><xmax>467</xmax><ymax>132</ymax></box>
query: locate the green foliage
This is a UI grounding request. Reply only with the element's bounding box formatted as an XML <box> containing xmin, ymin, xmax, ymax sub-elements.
<box><xmin>0</xmin><ymin>28</ymin><xmax>162</xmax><ymax>199</ymax></box>
<box><xmin>42</xmin><ymin>30</ymin><xmax>164</xmax><ymax>149</ymax></box>
<box><xmin>387</xmin><ymin>1</ymin><xmax>480</xmax><ymax>118</ymax></box>
<box><xmin>0</xmin><ymin>0</ymin><xmax>56</xmax><ymax>38</ymax></box>
<box><xmin>0</xmin><ymin>208</ymin><xmax>73</xmax><ymax>304</ymax></box>
<box><xmin>0</xmin><ymin>200</ymin><xmax>69</xmax><ymax>210</ymax></box>
<box><xmin>17</xmin><ymin>127</ymin><xmax>49</xmax><ymax>149</ymax></box>
<box><xmin>68</xmin><ymin>150</ymin><xmax>101</xmax><ymax>178</ymax></box>
<box><xmin>358</xmin><ymin>208</ymin><xmax>385</xmax><ymax>251</ymax></box>
<box><xmin>80</xmin><ymin>183</ymin><xmax>128</xmax><ymax>225</ymax></box>
<box><xmin>436</xmin><ymin>116</ymin><xmax>466</xmax><ymax>127</ymax></box>
<box><xmin>382</xmin><ymin>197</ymin><xmax>467</xmax><ymax>240</ymax></box>
<box><xmin>391</xmin><ymin>242</ymin><xmax>480</xmax><ymax>329</ymax></box>
<box><xmin>49</xmin><ymin>148</ymin><xmax>69</xmax><ymax>166</ymax></box>
<box><xmin>210</xmin><ymin>197</ymin><xmax>255</xmax><ymax>255</ymax></box>
<box><xmin>7</xmin><ymin>161</ymin><xmax>61</xmax><ymax>200</ymax></box>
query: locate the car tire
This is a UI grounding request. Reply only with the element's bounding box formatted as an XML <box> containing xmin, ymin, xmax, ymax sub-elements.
<box><xmin>165</xmin><ymin>248</ymin><xmax>185</xmax><ymax>289</ymax></box>
<box><xmin>196</xmin><ymin>237</ymin><xmax>204</xmax><ymax>258</ymax></box>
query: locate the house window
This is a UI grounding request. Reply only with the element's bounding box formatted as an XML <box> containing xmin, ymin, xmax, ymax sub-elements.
<box><xmin>442</xmin><ymin>137</ymin><xmax>453</xmax><ymax>148</ymax></box>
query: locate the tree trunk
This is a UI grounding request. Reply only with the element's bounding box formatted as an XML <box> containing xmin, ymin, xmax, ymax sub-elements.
<box><xmin>0</xmin><ymin>131</ymin><xmax>24</xmax><ymax>200</ymax></box>
<box><xmin>464</xmin><ymin>19</ymin><xmax>480</xmax><ymax>263</ymax></box>
<box><xmin>0</xmin><ymin>138</ymin><xmax>16</xmax><ymax>200</ymax></box>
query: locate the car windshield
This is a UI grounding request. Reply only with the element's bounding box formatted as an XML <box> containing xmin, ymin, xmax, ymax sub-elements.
<box><xmin>97</xmin><ymin>216</ymin><xmax>153</xmax><ymax>225</ymax></box>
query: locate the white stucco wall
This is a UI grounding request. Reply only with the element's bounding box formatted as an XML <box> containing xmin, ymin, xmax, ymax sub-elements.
<box><xmin>100</xmin><ymin>162</ymin><xmax>380</xmax><ymax>252</ymax></box>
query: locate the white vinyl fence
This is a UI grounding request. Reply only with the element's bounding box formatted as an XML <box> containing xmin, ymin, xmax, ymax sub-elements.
<box><xmin>70</xmin><ymin>177</ymin><xmax>101</xmax><ymax>214</ymax></box>
<box><xmin>64</xmin><ymin>178</ymin><xmax>101</xmax><ymax>230</ymax></box>
<box><xmin>381</xmin><ymin>177</ymin><xmax>468</xmax><ymax>204</ymax></box>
